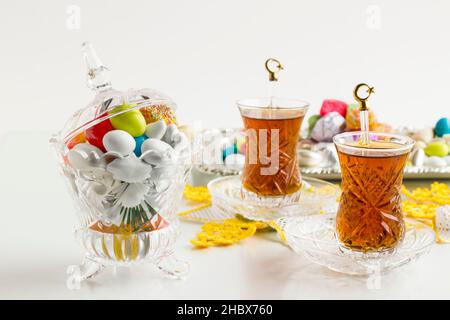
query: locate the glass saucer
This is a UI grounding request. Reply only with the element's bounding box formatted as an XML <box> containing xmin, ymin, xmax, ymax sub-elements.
<box><xmin>207</xmin><ymin>175</ymin><xmax>340</xmax><ymax>222</ymax></box>
<box><xmin>278</xmin><ymin>213</ymin><xmax>436</xmax><ymax>275</ymax></box>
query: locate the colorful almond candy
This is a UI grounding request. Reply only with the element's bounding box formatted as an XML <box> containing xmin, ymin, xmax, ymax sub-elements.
<box><xmin>411</xmin><ymin>148</ymin><xmax>425</xmax><ymax>167</ymax></box>
<box><xmin>109</xmin><ymin>104</ymin><xmax>146</xmax><ymax>137</ymax></box>
<box><xmin>66</xmin><ymin>131</ymin><xmax>86</xmax><ymax>149</ymax></box>
<box><xmin>85</xmin><ymin>113</ymin><xmax>114</xmax><ymax>152</ymax></box>
<box><xmin>445</xmin><ymin>156</ymin><xmax>450</xmax><ymax>166</ymax></box>
<box><xmin>133</xmin><ymin>135</ymin><xmax>148</xmax><ymax>157</ymax></box>
<box><xmin>307</xmin><ymin>114</ymin><xmax>321</xmax><ymax>134</ymax></box>
<box><xmin>424</xmin><ymin>141</ymin><xmax>450</xmax><ymax>157</ymax></box>
<box><xmin>320</xmin><ymin>99</ymin><xmax>348</xmax><ymax>117</ymax></box>
<box><xmin>67</xmin><ymin>143</ymin><xmax>106</xmax><ymax>170</ymax></box>
<box><xmin>222</xmin><ymin>144</ymin><xmax>237</xmax><ymax>161</ymax></box>
<box><xmin>425</xmin><ymin>156</ymin><xmax>447</xmax><ymax>167</ymax></box>
<box><xmin>435</xmin><ymin>118</ymin><xmax>450</xmax><ymax>137</ymax></box>
<box><xmin>140</xmin><ymin>138</ymin><xmax>175</xmax><ymax>165</ymax></box>
<box><xmin>224</xmin><ymin>153</ymin><xmax>245</xmax><ymax>170</ymax></box>
<box><xmin>145</xmin><ymin>120</ymin><xmax>167</xmax><ymax>139</ymax></box>
<box><xmin>102</xmin><ymin>130</ymin><xmax>136</xmax><ymax>156</ymax></box>
<box><xmin>311</xmin><ymin>112</ymin><xmax>346</xmax><ymax>142</ymax></box>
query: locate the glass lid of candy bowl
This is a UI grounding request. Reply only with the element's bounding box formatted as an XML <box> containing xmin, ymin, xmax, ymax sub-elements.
<box><xmin>51</xmin><ymin>43</ymin><xmax>190</xmax><ymax>289</ymax></box>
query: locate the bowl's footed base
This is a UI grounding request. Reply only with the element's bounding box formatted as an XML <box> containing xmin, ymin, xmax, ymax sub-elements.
<box><xmin>66</xmin><ymin>254</ymin><xmax>189</xmax><ymax>290</ymax></box>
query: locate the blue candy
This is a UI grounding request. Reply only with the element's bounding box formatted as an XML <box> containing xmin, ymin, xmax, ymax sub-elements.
<box><xmin>134</xmin><ymin>135</ymin><xmax>148</xmax><ymax>156</ymax></box>
<box><xmin>435</xmin><ymin>118</ymin><xmax>450</xmax><ymax>137</ymax></box>
<box><xmin>222</xmin><ymin>144</ymin><xmax>238</xmax><ymax>161</ymax></box>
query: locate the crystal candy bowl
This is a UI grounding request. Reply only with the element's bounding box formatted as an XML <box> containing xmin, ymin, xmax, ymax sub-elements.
<box><xmin>278</xmin><ymin>213</ymin><xmax>435</xmax><ymax>275</ymax></box>
<box><xmin>207</xmin><ymin>175</ymin><xmax>340</xmax><ymax>222</ymax></box>
<box><xmin>50</xmin><ymin>43</ymin><xmax>190</xmax><ymax>288</ymax></box>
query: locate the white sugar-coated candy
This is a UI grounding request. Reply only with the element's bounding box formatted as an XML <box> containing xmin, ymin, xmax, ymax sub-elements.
<box><xmin>444</xmin><ymin>156</ymin><xmax>450</xmax><ymax>166</ymax></box>
<box><xmin>298</xmin><ymin>149</ymin><xmax>323</xmax><ymax>167</ymax></box>
<box><xmin>224</xmin><ymin>153</ymin><xmax>245</xmax><ymax>170</ymax></box>
<box><xmin>142</xmin><ymin>150</ymin><xmax>177</xmax><ymax>166</ymax></box>
<box><xmin>141</xmin><ymin>138</ymin><xmax>173</xmax><ymax>153</ymax></box>
<box><xmin>411</xmin><ymin>148</ymin><xmax>425</xmax><ymax>167</ymax></box>
<box><xmin>103</xmin><ymin>130</ymin><xmax>136</xmax><ymax>156</ymax></box>
<box><xmin>67</xmin><ymin>149</ymin><xmax>90</xmax><ymax>170</ymax></box>
<box><xmin>106</xmin><ymin>156</ymin><xmax>152</xmax><ymax>183</ymax></box>
<box><xmin>116</xmin><ymin>182</ymin><xmax>150</xmax><ymax>207</ymax></box>
<box><xmin>145</xmin><ymin>120</ymin><xmax>167</xmax><ymax>140</ymax></box>
<box><xmin>162</xmin><ymin>123</ymin><xmax>179</xmax><ymax>146</ymax></box>
<box><xmin>150</xmin><ymin>166</ymin><xmax>175</xmax><ymax>180</ymax></box>
<box><xmin>140</xmin><ymin>138</ymin><xmax>176</xmax><ymax>165</ymax></box>
<box><xmin>425</xmin><ymin>156</ymin><xmax>447</xmax><ymax>168</ymax></box>
<box><xmin>172</xmin><ymin>132</ymin><xmax>188</xmax><ymax>150</ymax></box>
<box><xmin>67</xmin><ymin>143</ymin><xmax>105</xmax><ymax>169</ymax></box>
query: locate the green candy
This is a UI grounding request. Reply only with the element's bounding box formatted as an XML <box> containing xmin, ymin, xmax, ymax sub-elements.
<box><xmin>109</xmin><ymin>104</ymin><xmax>146</xmax><ymax>137</ymax></box>
<box><xmin>424</xmin><ymin>141</ymin><xmax>450</xmax><ymax>157</ymax></box>
<box><xmin>308</xmin><ymin>114</ymin><xmax>321</xmax><ymax>133</ymax></box>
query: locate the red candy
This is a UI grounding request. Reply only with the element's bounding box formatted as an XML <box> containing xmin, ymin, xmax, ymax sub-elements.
<box><xmin>320</xmin><ymin>99</ymin><xmax>348</xmax><ymax>117</ymax></box>
<box><xmin>85</xmin><ymin>113</ymin><xmax>114</xmax><ymax>152</ymax></box>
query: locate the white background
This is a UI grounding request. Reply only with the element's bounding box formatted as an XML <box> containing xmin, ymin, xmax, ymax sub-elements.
<box><xmin>0</xmin><ymin>0</ymin><xmax>449</xmax><ymax>136</ymax></box>
<box><xmin>0</xmin><ymin>1</ymin><xmax>450</xmax><ymax>300</ymax></box>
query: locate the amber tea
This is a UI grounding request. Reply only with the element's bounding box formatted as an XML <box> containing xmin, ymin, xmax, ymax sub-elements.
<box><xmin>238</xmin><ymin>98</ymin><xmax>308</xmax><ymax>201</ymax></box>
<box><xmin>334</xmin><ymin>134</ymin><xmax>414</xmax><ymax>253</ymax></box>
<box><xmin>241</xmin><ymin>114</ymin><xmax>304</xmax><ymax>196</ymax></box>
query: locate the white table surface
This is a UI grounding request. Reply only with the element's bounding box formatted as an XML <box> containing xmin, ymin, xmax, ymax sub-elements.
<box><xmin>0</xmin><ymin>131</ymin><xmax>449</xmax><ymax>300</ymax></box>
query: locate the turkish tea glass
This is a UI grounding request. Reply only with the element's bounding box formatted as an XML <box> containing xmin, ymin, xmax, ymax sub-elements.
<box><xmin>237</xmin><ymin>97</ymin><xmax>309</xmax><ymax>207</ymax></box>
<box><xmin>333</xmin><ymin>132</ymin><xmax>415</xmax><ymax>253</ymax></box>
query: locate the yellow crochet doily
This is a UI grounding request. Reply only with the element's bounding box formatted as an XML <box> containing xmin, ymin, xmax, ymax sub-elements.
<box><xmin>177</xmin><ymin>185</ymin><xmax>213</xmax><ymax>221</ymax></box>
<box><xmin>190</xmin><ymin>217</ymin><xmax>273</xmax><ymax>248</ymax></box>
<box><xmin>180</xmin><ymin>185</ymin><xmax>285</xmax><ymax>248</ymax></box>
<box><xmin>402</xmin><ymin>182</ymin><xmax>450</xmax><ymax>243</ymax></box>
<box><xmin>183</xmin><ymin>185</ymin><xmax>211</xmax><ymax>203</ymax></box>
<box><xmin>181</xmin><ymin>182</ymin><xmax>450</xmax><ymax>248</ymax></box>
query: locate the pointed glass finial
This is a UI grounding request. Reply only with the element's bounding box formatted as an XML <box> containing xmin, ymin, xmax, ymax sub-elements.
<box><xmin>82</xmin><ymin>42</ymin><xmax>112</xmax><ymax>92</ymax></box>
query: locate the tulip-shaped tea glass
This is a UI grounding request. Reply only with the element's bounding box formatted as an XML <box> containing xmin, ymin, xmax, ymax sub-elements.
<box><xmin>238</xmin><ymin>97</ymin><xmax>309</xmax><ymax>207</ymax></box>
<box><xmin>333</xmin><ymin>132</ymin><xmax>415</xmax><ymax>253</ymax></box>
